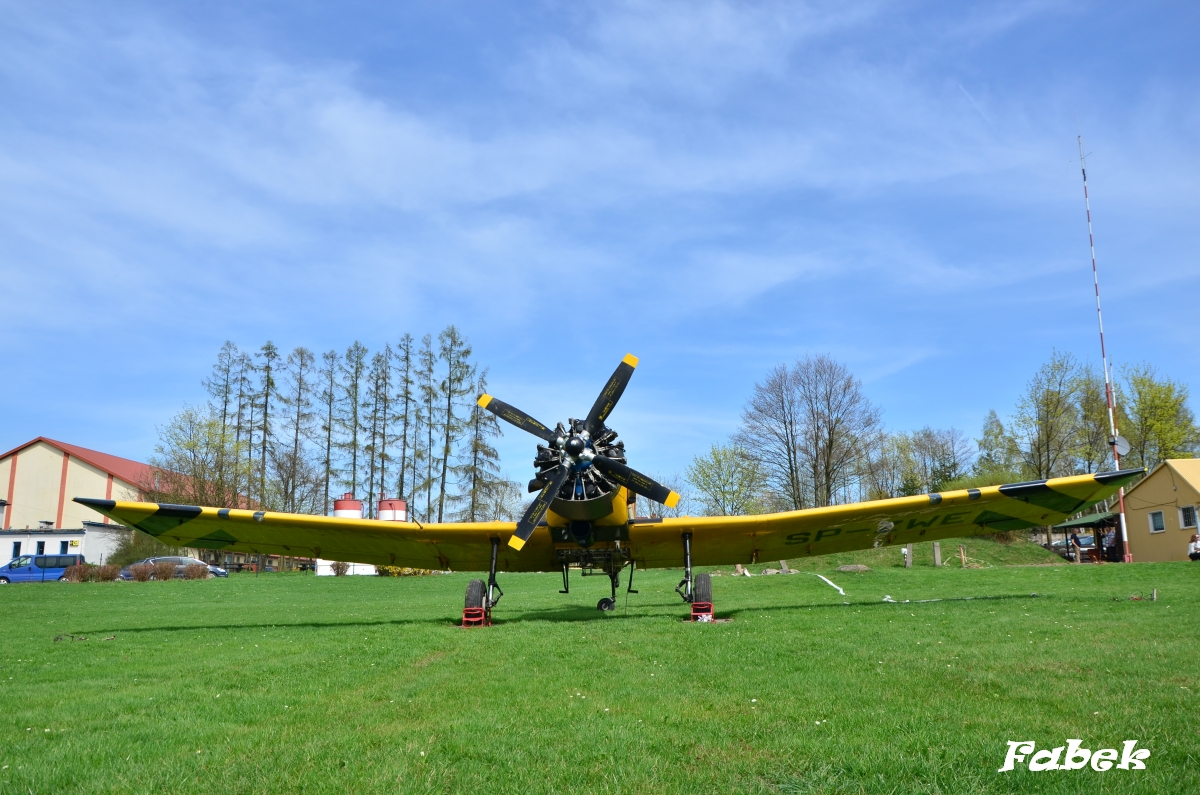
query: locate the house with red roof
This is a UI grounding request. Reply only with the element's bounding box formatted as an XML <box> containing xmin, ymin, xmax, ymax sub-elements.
<box><xmin>1</xmin><ymin>437</ymin><xmax>151</xmax><ymax>566</ymax></box>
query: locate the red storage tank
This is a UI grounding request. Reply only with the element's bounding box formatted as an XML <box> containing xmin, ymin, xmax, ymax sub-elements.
<box><xmin>377</xmin><ymin>498</ymin><xmax>407</xmax><ymax>522</ymax></box>
<box><xmin>332</xmin><ymin>493</ymin><xmax>363</xmax><ymax>519</ymax></box>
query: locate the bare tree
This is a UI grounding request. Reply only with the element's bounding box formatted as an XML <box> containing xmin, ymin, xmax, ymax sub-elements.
<box><xmin>735</xmin><ymin>364</ymin><xmax>806</xmax><ymax>510</ymax></box>
<box><xmin>794</xmin><ymin>354</ymin><xmax>882</xmax><ymax>507</ymax></box>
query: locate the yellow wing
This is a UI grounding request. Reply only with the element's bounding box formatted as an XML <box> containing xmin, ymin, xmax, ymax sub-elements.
<box><xmin>74</xmin><ymin>498</ymin><xmax>546</xmax><ymax>571</ymax></box>
<box><xmin>75</xmin><ymin>469</ymin><xmax>1139</xmax><ymax>572</ymax></box>
<box><xmin>623</xmin><ymin>469</ymin><xmax>1142</xmax><ymax>567</ymax></box>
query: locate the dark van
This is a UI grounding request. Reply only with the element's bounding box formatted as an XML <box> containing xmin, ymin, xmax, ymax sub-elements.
<box><xmin>0</xmin><ymin>554</ymin><xmax>85</xmax><ymax>583</ymax></box>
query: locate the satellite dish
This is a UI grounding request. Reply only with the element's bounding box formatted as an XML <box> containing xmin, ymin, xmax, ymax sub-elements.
<box><xmin>1111</xmin><ymin>435</ymin><xmax>1131</xmax><ymax>457</ymax></box>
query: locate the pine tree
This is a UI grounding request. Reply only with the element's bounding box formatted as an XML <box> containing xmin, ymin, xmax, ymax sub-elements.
<box><xmin>393</xmin><ymin>334</ymin><xmax>415</xmax><ymax>501</ymax></box>
<box><xmin>337</xmin><ymin>342</ymin><xmax>370</xmax><ymax>498</ymax></box>
<box><xmin>416</xmin><ymin>334</ymin><xmax>439</xmax><ymax>522</ymax></box>
<box><xmin>318</xmin><ymin>350</ymin><xmax>340</xmax><ymax>515</ymax></box>
<box><xmin>452</xmin><ymin>367</ymin><xmax>503</xmax><ymax>521</ymax></box>
<box><xmin>279</xmin><ymin>347</ymin><xmax>316</xmax><ymax>512</ymax></box>
<box><xmin>233</xmin><ymin>352</ymin><xmax>256</xmax><ymax>505</ymax></box>
<box><xmin>363</xmin><ymin>346</ymin><xmax>393</xmax><ymax>516</ymax></box>
<box><xmin>203</xmin><ymin>341</ymin><xmax>240</xmax><ymax>495</ymax></box>
<box><xmin>437</xmin><ymin>325</ymin><xmax>475</xmax><ymax>522</ymax></box>
<box><xmin>255</xmin><ymin>342</ymin><xmax>281</xmax><ymax>508</ymax></box>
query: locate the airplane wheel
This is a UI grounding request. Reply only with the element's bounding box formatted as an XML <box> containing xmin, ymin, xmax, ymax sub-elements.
<box><xmin>693</xmin><ymin>573</ymin><xmax>712</xmax><ymax>604</ymax></box>
<box><xmin>465</xmin><ymin>579</ymin><xmax>486</xmax><ymax>609</ymax></box>
<box><xmin>597</xmin><ymin>597</ymin><xmax>615</xmax><ymax>611</ymax></box>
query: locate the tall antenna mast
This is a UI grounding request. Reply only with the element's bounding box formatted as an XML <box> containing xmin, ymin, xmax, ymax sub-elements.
<box><xmin>1078</xmin><ymin>135</ymin><xmax>1131</xmax><ymax>562</ymax></box>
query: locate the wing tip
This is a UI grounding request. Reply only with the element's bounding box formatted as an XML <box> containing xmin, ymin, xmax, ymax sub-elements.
<box><xmin>622</xmin><ymin>353</ymin><xmax>639</xmax><ymax>368</ymax></box>
<box><xmin>507</xmin><ymin>535</ymin><xmax>526</xmax><ymax>551</ymax></box>
<box><xmin>74</xmin><ymin>497</ymin><xmax>116</xmax><ymax>511</ymax></box>
<box><xmin>477</xmin><ymin>394</ymin><xmax>493</xmax><ymax>409</ymax></box>
<box><xmin>663</xmin><ymin>491</ymin><xmax>680</xmax><ymax>509</ymax></box>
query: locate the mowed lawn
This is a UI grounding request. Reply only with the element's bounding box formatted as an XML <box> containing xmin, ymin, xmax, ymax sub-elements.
<box><xmin>2</xmin><ymin>545</ymin><xmax>1198</xmax><ymax>794</ymax></box>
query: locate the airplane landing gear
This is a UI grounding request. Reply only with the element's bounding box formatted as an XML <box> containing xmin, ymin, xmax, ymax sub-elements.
<box><xmin>597</xmin><ymin>597</ymin><xmax>615</xmax><ymax>611</ymax></box>
<box><xmin>463</xmin><ymin>537</ymin><xmax>504</xmax><ymax>627</ymax></box>
<box><xmin>596</xmin><ymin>567</ymin><xmax>620</xmax><ymax>611</ymax></box>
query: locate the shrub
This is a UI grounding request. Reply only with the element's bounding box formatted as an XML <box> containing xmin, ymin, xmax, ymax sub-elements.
<box><xmin>184</xmin><ymin>563</ymin><xmax>210</xmax><ymax>580</ymax></box>
<box><xmin>376</xmin><ymin>566</ymin><xmax>434</xmax><ymax>577</ymax></box>
<box><xmin>96</xmin><ymin>564</ymin><xmax>121</xmax><ymax>582</ymax></box>
<box><xmin>64</xmin><ymin>564</ymin><xmax>94</xmax><ymax>583</ymax></box>
<box><xmin>152</xmin><ymin>561</ymin><xmax>177</xmax><ymax>581</ymax></box>
<box><xmin>331</xmin><ymin>561</ymin><xmax>350</xmax><ymax>576</ymax></box>
<box><xmin>130</xmin><ymin>563</ymin><xmax>153</xmax><ymax>582</ymax></box>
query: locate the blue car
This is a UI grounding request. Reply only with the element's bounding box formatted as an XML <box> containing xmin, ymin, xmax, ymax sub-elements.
<box><xmin>0</xmin><ymin>554</ymin><xmax>85</xmax><ymax>583</ymax></box>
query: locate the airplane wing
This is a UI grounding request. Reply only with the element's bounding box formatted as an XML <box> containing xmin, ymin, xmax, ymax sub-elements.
<box><xmin>74</xmin><ymin>498</ymin><xmax>533</xmax><ymax>571</ymax></box>
<box><xmin>75</xmin><ymin>469</ymin><xmax>1140</xmax><ymax>572</ymax></box>
<box><xmin>623</xmin><ymin>469</ymin><xmax>1143</xmax><ymax>567</ymax></box>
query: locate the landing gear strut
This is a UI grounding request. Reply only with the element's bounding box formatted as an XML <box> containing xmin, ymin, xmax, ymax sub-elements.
<box><xmin>675</xmin><ymin>532</ymin><xmax>694</xmax><ymax>602</ymax></box>
<box><xmin>597</xmin><ymin>567</ymin><xmax>620</xmax><ymax>611</ymax></box>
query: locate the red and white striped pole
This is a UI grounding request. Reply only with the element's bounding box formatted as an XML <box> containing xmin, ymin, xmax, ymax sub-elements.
<box><xmin>1078</xmin><ymin>136</ymin><xmax>1131</xmax><ymax>562</ymax></box>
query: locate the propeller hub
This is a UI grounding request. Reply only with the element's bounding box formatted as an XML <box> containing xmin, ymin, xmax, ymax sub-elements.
<box><xmin>564</xmin><ymin>436</ymin><xmax>586</xmax><ymax>457</ymax></box>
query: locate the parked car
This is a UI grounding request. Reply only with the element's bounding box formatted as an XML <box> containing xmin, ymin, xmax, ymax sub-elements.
<box><xmin>0</xmin><ymin>554</ymin><xmax>85</xmax><ymax>583</ymax></box>
<box><xmin>118</xmin><ymin>556</ymin><xmax>228</xmax><ymax>580</ymax></box>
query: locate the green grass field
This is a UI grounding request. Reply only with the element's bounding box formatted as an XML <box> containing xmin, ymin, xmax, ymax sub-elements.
<box><xmin>3</xmin><ymin>541</ymin><xmax>1197</xmax><ymax>794</ymax></box>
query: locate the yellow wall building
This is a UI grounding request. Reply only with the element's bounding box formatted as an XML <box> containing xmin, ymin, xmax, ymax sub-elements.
<box><xmin>1</xmin><ymin>438</ymin><xmax>148</xmax><ymax>565</ymax></box>
<box><xmin>1122</xmin><ymin>459</ymin><xmax>1200</xmax><ymax>562</ymax></box>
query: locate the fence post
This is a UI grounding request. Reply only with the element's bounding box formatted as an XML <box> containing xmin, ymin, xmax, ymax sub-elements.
<box><xmin>904</xmin><ymin>543</ymin><xmax>913</xmax><ymax>569</ymax></box>
<box><xmin>959</xmin><ymin>545</ymin><xmax>967</xmax><ymax>568</ymax></box>
<box><xmin>933</xmin><ymin>541</ymin><xmax>942</xmax><ymax>567</ymax></box>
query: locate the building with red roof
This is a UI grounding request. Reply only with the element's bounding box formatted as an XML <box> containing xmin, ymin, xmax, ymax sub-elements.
<box><xmin>1</xmin><ymin>437</ymin><xmax>149</xmax><ymax>565</ymax></box>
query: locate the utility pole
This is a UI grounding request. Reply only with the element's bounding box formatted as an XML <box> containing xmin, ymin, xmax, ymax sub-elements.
<box><xmin>1078</xmin><ymin>136</ymin><xmax>1131</xmax><ymax>562</ymax></box>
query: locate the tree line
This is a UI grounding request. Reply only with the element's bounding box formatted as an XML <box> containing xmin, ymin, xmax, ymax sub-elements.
<box><xmin>678</xmin><ymin>352</ymin><xmax>1198</xmax><ymax>518</ymax></box>
<box><xmin>145</xmin><ymin>327</ymin><xmax>523</xmax><ymax>522</ymax></box>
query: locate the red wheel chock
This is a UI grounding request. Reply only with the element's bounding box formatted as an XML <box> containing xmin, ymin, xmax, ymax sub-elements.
<box><xmin>690</xmin><ymin>601</ymin><xmax>714</xmax><ymax>622</ymax></box>
<box><xmin>462</xmin><ymin>607</ymin><xmax>490</xmax><ymax>627</ymax></box>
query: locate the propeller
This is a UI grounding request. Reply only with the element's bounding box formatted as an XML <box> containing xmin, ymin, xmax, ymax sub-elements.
<box><xmin>477</xmin><ymin>353</ymin><xmax>681</xmax><ymax>551</ymax></box>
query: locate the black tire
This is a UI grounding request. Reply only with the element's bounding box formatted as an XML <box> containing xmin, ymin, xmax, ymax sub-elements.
<box><xmin>693</xmin><ymin>573</ymin><xmax>712</xmax><ymax>604</ymax></box>
<box><xmin>0</xmin><ymin>577</ymin><xmax>8</xmax><ymax>584</ymax></box>
<box><xmin>58</xmin><ymin>575</ymin><xmax>68</xmax><ymax>582</ymax></box>
<box><xmin>597</xmin><ymin>597</ymin><xmax>615</xmax><ymax>611</ymax></box>
<box><xmin>465</xmin><ymin>579</ymin><xmax>486</xmax><ymax>609</ymax></box>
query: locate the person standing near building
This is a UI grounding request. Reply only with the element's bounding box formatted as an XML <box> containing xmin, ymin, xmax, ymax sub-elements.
<box><xmin>1188</xmin><ymin>534</ymin><xmax>1200</xmax><ymax>562</ymax></box>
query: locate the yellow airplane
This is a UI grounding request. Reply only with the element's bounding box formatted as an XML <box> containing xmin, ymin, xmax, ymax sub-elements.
<box><xmin>76</xmin><ymin>354</ymin><xmax>1140</xmax><ymax>617</ymax></box>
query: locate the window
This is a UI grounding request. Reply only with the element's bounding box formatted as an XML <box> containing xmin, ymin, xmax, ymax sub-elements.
<box><xmin>59</xmin><ymin>541</ymin><xmax>69</xmax><ymax>554</ymax></box>
<box><xmin>1149</xmin><ymin>511</ymin><xmax>1166</xmax><ymax>533</ymax></box>
<box><xmin>10</xmin><ymin>542</ymin><xmax>19</xmax><ymax>559</ymax></box>
<box><xmin>1181</xmin><ymin>505</ymin><xmax>1198</xmax><ymax>530</ymax></box>
<box><xmin>36</xmin><ymin>541</ymin><xmax>45</xmax><ymax>555</ymax></box>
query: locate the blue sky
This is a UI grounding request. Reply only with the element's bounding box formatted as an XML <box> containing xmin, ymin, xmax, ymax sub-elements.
<box><xmin>2</xmin><ymin>1</ymin><xmax>1196</xmax><ymax>484</ymax></box>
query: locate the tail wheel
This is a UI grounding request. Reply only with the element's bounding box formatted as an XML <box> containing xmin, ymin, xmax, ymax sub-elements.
<box><xmin>597</xmin><ymin>597</ymin><xmax>615</xmax><ymax>611</ymax></box>
<box><xmin>465</xmin><ymin>579</ymin><xmax>486</xmax><ymax>609</ymax></box>
<box><xmin>693</xmin><ymin>572</ymin><xmax>712</xmax><ymax>604</ymax></box>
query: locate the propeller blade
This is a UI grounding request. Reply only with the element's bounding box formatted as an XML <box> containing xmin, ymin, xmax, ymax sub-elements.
<box><xmin>478</xmin><ymin>395</ymin><xmax>558</xmax><ymax>444</ymax></box>
<box><xmin>584</xmin><ymin>353</ymin><xmax>638</xmax><ymax>437</ymax></box>
<box><xmin>509</xmin><ymin>465</ymin><xmax>573</xmax><ymax>551</ymax></box>
<box><xmin>590</xmin><ymin>456</ymin><xmax>679</xmax><ymax>508</ymax></box>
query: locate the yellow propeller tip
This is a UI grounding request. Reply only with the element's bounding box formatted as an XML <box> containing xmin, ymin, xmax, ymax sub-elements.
<box><xmin>622</xmin><ymin>353</ymin><xmax>639</xmax><ymax>368</ymax></box>
<box><xmin>664</xmin><ymin>491</ymin><xmax>680</xmax><ymax>509</ymax></box>
<box><xmin>477</xmin><ymin>394</ymin><xmax>493</xmax><ymax>408</ymax></box>
<box><xmin>507</xmin><ymin>535</ymin><xmax>526</xmax><ymax>551</ymax></box>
